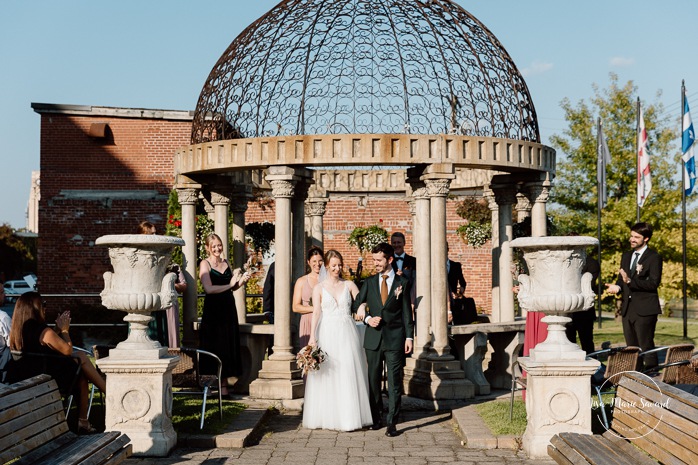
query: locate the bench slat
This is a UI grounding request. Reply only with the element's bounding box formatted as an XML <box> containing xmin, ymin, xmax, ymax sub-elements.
<box><xmin>620</xmin><ymin>374</ymin><xmax>698</xmax><ymax>420</ymax></box>
<box><xmin>557</xmin><ymin>433</ymin><xmax>629</xmax><ymax>465</ymax></box>
<box><xmin>601</xmin><ymin>431</ymin><xmax>662</xmax><ymax>465</ymax></box>
<box><xmin>613</xmin><ymin>409</ymin><xmax>697</xmax><ymax>465</ymax></box>
<box><xmin>78</xmin><ymin>434</ymin><xmax>132</xmax><ymax>465</ymax></box>
<box><xmin>13</xmin><ymin>432</ymin><xmax>78</xmax><ymax>465</ymax></box>
<box><xmin>50</xmin><ymin>432</ymin><xmax>124</xmax><ymax>464</ymax></box>
<box><xmin>0</xmin><ymin>401</ymin><xmax>66</xmax><ymax>452</ymax></box>
<box><xmin>0</xmin><ymin>424</ymin><xmax>68</xmax><ymax>464</ymax></box>
<box><xmin>615</xmin><ymin>391</ymin><xmax>698</xmax><ymax>456</ymax></box>
<box><xmin>0</xmin><ymin>374</ymin><xmax>53</xmax><ymax>399</ymax></box>
<box><xmin>0</xmin><ymin>387</ymin><xmax>63</xmax><ymax>426</ymax></box>
<box><xmin>611</xmin><ymin>415</ymin><xmax>687</xmax><ymax>465</ymax></box>
<box><xmin>549</xmin><ymin>435</ymin><xmax>596</xmax><ymax>465</ymax></box>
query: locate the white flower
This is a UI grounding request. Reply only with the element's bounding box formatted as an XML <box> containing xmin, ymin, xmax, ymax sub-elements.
<box><xmin>636</xmin><ymin>263</ymin><xmax>643</xmax><ymax>274</ymax></box>
<box><xmin>394</xmin><ymin>285</ymin><xmax>403</xmax><ymax>298</ymax></box>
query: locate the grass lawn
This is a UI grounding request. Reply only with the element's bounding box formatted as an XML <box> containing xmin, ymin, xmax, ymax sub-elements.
<box><xmin>589</xmin><ymin>313</ymin><xmax>697</xmax><ymax>349</ymax></box>
<box><xmin>476</xmin><ymin>399</ymin><xmax>526</xmax><ymax>436</ymax></box>
<box><xmin>69</xmin><ymin>396</ymin><xmax>246</xmax><ymax>435</ymax></box>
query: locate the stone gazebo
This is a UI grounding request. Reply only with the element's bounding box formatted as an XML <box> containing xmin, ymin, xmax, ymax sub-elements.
<box><xmin>173</xmin><ymin>0</ymin><xmax>555</xmax><ymax>401</ymax></box>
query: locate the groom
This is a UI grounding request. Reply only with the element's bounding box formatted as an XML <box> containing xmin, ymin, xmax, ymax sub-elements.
<box><xmin>353</xmin><ymin>242</ymin><xmax>414</xmax><ymax>437</ymax></box>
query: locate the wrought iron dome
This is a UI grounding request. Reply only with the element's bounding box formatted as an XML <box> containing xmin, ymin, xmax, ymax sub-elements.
<box><xmin>191</xmin><ymin>0</ymin><xmax>540</xmax><ymax>145</ymax></box>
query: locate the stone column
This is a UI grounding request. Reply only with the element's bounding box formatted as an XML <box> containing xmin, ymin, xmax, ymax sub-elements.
<box><xmin>409</xmin><ymin>183</ymin><xmax>431</xmax><ymax>358</ymax></box>
<box><xmin>249</xmin><ymin>166</ymin><xmax>306</xmax><ymax>401</ymax></box>
<box><xmin>483</xmin><ymin>187</ymin><xmax>500</xmax><ymax>318</ymax></box>
<box><xmin>176</xmin><ymin>185</ymin><xmax>200</xmax><ymax>347</ymax></box>
<box><xmin>231</xmin><ymin>195</ymin><xmax>250</xmax><ymax>323</ymax></box>
<box><xmin>491</xmin><ymin>182</ymin><xmax>517</xmax><ymax>323</ymax></box>
<box><xmin>210</xmin><ymin>190</ymin><xmax>231</xmax><ymax>260</ymax></box>
<box><xmin>291</xmin><ymin>180</ymin><xmax>312</xmax><ymax>351</ymax></box>
<box><xmin>515</xmin><ymin>192</ymin><xmax>532</xmax><ymax>223</ymax></box>
<box><xmin>306</xmin><ymin>195</ymin><xmax>328</xmax><ymax>249</ymax></box>
<box><xmin>526</xmin><ymin>180</ymin><xmax>551</xmax><ymax>238</ymax></box>
<box><xmin>426</xmin><ymin>177</ymin><xmax>453</xmax><ymax>360</ymax></box>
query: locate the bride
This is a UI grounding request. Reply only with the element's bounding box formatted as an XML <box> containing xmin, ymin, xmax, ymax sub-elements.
<box><xmin>302</xmin><ymin>249</ymin><xmax>373</xmax><ymax>431</ymax></box>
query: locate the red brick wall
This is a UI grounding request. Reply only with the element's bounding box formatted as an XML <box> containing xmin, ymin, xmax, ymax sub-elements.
<box><xmin>38</xmin><ymin>111</ymin><xmax>492</xmax><ymax>313</ymax></box>
<box><xmin>38</xmin><ymin>113</ymin><xmax>191</xmax><ymax>299</ymax></box>
<box><xmin>246</xmin><ymin>196</ymin><xmax>493</xmax><ymax>312</ymax></box>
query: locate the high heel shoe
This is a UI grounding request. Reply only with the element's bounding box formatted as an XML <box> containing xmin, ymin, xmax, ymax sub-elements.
<box><xmin>77</xmin><ymin>418</ymin><xmax>98</xmax><ymax>435</ymax></box>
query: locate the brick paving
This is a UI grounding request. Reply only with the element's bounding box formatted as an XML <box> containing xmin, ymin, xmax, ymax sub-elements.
<box><xmin>124</xmin><ymin>407</ymin><xmax>554</xmax><ymax>465</ymax></box>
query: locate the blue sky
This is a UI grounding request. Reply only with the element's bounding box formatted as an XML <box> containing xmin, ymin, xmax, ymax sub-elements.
<box><xmin>1</xmin><ymin>0</ymin><xmax>696</xmax><ymax>229</ymax></box>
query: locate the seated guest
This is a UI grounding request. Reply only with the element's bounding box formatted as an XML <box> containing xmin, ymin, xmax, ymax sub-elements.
<box><xmin>9</xmin><ymin>292</ymin><xmax>106</xmax><ymax>433</ymax></box>
<box><xmin>0</xmin><ymin>286</ymin><xmax>10</xmax><ymax>381</ymax></box>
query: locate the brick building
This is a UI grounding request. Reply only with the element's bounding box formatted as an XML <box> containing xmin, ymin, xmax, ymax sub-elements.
<box><xmin>33</xmin><ymin>103</ymin><xmax>493</xmax><ymax>314</ymax></box>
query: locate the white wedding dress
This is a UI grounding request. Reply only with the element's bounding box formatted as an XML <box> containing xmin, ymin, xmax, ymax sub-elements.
<box><xmin>302</xmin><ymin>281</ymin><xmax>373</xmax><ymax>431</ymax></box>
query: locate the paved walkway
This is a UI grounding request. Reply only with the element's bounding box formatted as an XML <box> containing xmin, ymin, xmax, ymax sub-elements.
<box><xmin>124</xmin><ymin>400</ymin><xmax>555</xmax><ymax>465</ymax></box>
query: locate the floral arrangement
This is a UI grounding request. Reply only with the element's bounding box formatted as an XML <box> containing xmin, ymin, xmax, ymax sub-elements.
<box><xmin>348</xmin><ymin>224</ymin><xmax>389</xmax><ymax>254</ymax></box>
<box><xmin>296</xmin><ymin>344</ymin><xmax>327</xmax><ymax>375</ymax></box>
<box><xmin>457</xmin><ymin>222</ymin><xmax>492</xmax><ymax>248</ymax></box>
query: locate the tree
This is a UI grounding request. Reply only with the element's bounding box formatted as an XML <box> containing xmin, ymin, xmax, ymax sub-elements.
<box><xmin>549</xmin><ymin>73</ymin><xmax>698</xmax><ymax>302</ymax></box>
<box><xmin>0</xmin><ymin>224</ymin><xmax>36</xmax><ymax>281</ymax></box>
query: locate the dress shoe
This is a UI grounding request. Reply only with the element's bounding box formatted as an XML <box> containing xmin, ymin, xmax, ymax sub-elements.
<box><xmin>371</xmin><ymin>421</ymin><xmax>384</xmax><ymax>430</ymax></box>
<box><xmin>385</xmin><ymin>424</ymin><xmax>398</xmax><ymax>437</ymax></box>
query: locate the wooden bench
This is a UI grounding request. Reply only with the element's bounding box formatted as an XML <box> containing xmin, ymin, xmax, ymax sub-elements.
<box><xmin>548</xmin><ymin>372</ymin><xmax>698</xmax><ymax>465</ymax></box>
<box><xmin>0</xmin><ymin>374</ymin><xmax>132</xmax><ymax>464</ymax></box>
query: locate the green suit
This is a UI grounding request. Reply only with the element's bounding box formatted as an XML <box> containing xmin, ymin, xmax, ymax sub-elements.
<box><xmin>352</xmin><ymin>271</ymin><xmax>414</xmax><ymax>427</ymax></box>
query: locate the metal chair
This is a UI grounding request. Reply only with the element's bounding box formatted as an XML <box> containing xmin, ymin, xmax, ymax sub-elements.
<box><xmin>83</xmin><ymin>344</ymin><xmax>115</xmax><ymax>418</ymax></box>
<box><xmin>168</xmin><ymin>347</ymin><xmax>223</xmax><ymax>430</ymax></box>
<box><xmin>639</xmin><ymin>344</ymin><xmax>695</xmax><ymax>384</ymax></box>
<box><xmin>587</xmin><ymin>345</ymin><xmax>641</xmax><ymax>429</ymax></box>
<box><xmin>509</xmin><ymin>359</ymin><xmax>526</xmax><ymax>420</ymax></box>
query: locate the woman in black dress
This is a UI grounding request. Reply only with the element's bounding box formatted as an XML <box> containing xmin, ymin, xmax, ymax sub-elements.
<box><xmin>199</xmin><ymin>233</ymin><xmax>250</xmax><ymax>395</ymax></box>
<box><xmin>9</xmin><ymin>292</ymin><xmax>106</xmax><ymax>433</ymax></box>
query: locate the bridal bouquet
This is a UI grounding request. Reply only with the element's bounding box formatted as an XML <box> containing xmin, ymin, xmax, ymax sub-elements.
<box><xmin>296</xmin><ymin>344</ymin><xmax>327</xmax><ymax>375</ymax></box>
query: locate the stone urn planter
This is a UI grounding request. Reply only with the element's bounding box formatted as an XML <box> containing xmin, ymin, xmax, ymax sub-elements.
<box><xmin>95</xmin><ymin>234</ymin><xmax>185</xmax><ymax>456</ymax></box>
<box><xmin>510</xmin><ymin>236</ymin><xmax>597</xmax><ymax>361</ymax></box>
<box><xmin>96</xmin><ymin>234</ymin><xmax>185</xmax><ymax>357</ymax></box>
<box><xmin>510</xmin><ymin>236</ymin><xmax>600</xmax><ymax>458</ymax></box>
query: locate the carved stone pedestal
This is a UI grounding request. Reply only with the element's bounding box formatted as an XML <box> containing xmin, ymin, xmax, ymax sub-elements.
<box><xmin>97</xmin><ymin>355</ymin><xmax>179</xmax><ymax>456</ymax></box>
<box><xmin>519</xmin><ymin>356</ymin><xmax>599</xmax><ymax>458</ymax></box>
<box><xmin>404</xmin><ymin>357</ymin><xmax>474</xmax><ymax>400</ymax></box>
<box><xmin>248</xmin><ymin>360</ymin><xmax>305</xmax><ymax>400</ymax></box>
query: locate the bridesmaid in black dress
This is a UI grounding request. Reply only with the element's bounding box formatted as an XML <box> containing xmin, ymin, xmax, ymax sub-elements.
<box><xmin>199</xmin><ymin>233</ymin><xmax>250</xmax><ymax>395</ymax></box>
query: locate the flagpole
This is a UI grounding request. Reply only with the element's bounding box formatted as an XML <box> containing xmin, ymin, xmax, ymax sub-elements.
<box><xmin>596</xmin><ymin>117</ymin><xmax>603</xmax><ymax>329</ymax></box>
<box><xmin>681</xmin><ymin>80</ymin><xmax>688</xmax><ymax>339</ymax></box>
<box><xmin>636</xmin><ymin>98</ymin><xmax>641</xmax><ymax>222</ymax></box>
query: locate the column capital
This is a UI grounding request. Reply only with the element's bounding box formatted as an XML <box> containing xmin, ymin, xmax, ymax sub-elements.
<box><xmin>490</xmin><ymin>184</ymin><xmax>518</xmax><ymax>206</ymax></box>
<box><xmin>305</xmin><ymin>199</ymin><xmax>328</xmax><ymax>217</ymax></box>
<box><xmin>525</xmin><ymin>181</ymin><xmax>552</xmax><ymax>204</ymax></box>
<box><xmin>483</xmin><ymin>187</ymin><xmax>499</xmax><ymax>212</ymax></box>
<box><xmin>269</xmin><ymin>179</ymin><xmax>296</xmax><ymax>198</ymax></box>
<box><xmin>202</xmin><ymin>197</ymin><xmax>214</xmax><ymax>215</ymax></box>
<box><xmin>515</xmin><ymin>192</ymin><xmax>532</xmax><ymax>219</ymax></box>
<box><xmin>210</xmin><ymin>190</ymin><xmax>232</xmax><ymax>206</ymax></box>
<box><xmin>175</xmin><ymin>186</ymin><xmax>200</xmax><ymax>205</ymax></box>
<box><xmin>425</xmin><ymin>178</ymin><xmax>452</xmax><ymax>197</ymax></box>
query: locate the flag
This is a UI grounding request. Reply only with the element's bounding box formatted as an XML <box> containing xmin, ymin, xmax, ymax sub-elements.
<box><xmin>682</xmin><ymin>92</ymin><xmax>696</xmax><ymax>195</ymax></box>
<box><xmin>597</xmin><ymin>123</ymin><xmax>612</xmax><ymax>208</ymax></box>
<box><xmin>637</xmin><ymin>105</ymin><xmax>652</xmax><ymax>207</ymax></box>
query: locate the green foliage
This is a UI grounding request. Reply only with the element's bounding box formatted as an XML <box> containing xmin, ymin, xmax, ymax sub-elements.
<box><xmin>165</xmin><ymin>190</ymin><xmax>214</xmax><ymax>264</ymax></box>
<box><xmin>456</xmin><ymin>223</ymin><xmax>491</xmax><ymax>248</ymax></box>
<box><xmin>246</xmin><ymin>222</ymin><xmax>275</xmax><ymax>255</ymax></box>
<box><xmin>549</xmin><ymin>73</ymin><xmax>698</xmax><ymax>299</ymax></box>
<box><xmin>0</xmin><ymin>223</ymin><xmax>36</xmax><ymax>280</ymax></box>
<box><xmin>455</xmin><ymin>196</ymin><xmax>490</xmax><ymax>224</ymax></box>
<box><xmin>454</xmin><ymin>196</ymin><xmax>491</xmax><ymax>248</ymax></box>
<box><xmin>246</xmin><ymin>276</ymin><xmax>263</xmax><ymax>314</ymax></box>
<box><xmin>348</xmin><ymin>224</ymin><xmax>389</xmax><ymax>254</ymax></box>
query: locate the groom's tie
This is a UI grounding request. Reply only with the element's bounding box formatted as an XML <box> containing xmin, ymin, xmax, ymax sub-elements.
<box><xmin>381</xmin><ymin>274</ymin><xmax>389</xmax><ymax>304</ymax></box>
<box><xmin>630</xmin><ymin>252</ymin><xmax>640</xmax><ymax>277</ymax></box>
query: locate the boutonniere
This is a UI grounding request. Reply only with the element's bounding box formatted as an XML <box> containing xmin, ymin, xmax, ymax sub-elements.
<box><xmin>636</xmin><ymin>263</ymin><xmax>643</xmax><ymax>274</ymax></box>
<box><xmin>394</xmin><ymin>285</ymin><xmax>403</xmax><ymax>299</ymax></box>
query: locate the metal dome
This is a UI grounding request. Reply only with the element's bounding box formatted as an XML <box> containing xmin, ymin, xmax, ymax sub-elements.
<box><xmin>191</xmin><ymin>0</ymin><xmax>540</xmax><ymax>144</ymax></box>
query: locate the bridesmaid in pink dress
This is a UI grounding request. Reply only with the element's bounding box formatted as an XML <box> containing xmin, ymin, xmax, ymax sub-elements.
<box><xmin>292</xmin><ymin>246</ymin><xmax>324</xmax><ymax>347</ymax></box>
